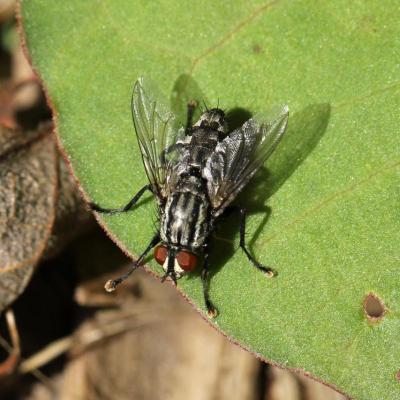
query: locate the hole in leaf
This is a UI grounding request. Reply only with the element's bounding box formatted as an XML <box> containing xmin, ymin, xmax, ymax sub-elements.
<box><xmin>363</xmin><ymin>292</ymin><xmax>386</xmax><ymax>322</ymax></box>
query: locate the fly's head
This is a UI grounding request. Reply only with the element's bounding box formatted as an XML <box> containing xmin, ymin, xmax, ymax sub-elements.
<box><xmin>194</xmin><ymin>108</ymin><xmax>227</xmax><ymax>135</ymax></box>
<box><xmin>154</xmin><ymin>244</ymin><xmax>197</xmax><ymax>281</ymax></box>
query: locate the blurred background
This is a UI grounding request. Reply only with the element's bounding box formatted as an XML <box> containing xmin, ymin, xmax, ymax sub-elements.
<box><xmin>0</xmin><ymin>1</ymin><xmax>348</xmax><ymax>399</ymax></box>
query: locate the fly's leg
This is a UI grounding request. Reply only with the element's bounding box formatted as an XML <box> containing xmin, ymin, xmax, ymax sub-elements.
<box><xmin>185</xmin><ymin>100</ymin><xmax>197</xmax><ymax>136</ymax></box>
<box><xmin>104</xmin><ymin>232</ymin><xmax>160</xmax><ymax>292</ymax></box>
<box><xmin>225</xmin><ymin>206</ymin><xmax>276</xmax><ymax>277</ymax></box>
<box><xmin>201</xmin><ymin>243</ymin><xmax>218</xmax><ymax>318</ymax></box>
<box><xmin>90</xmin><ymin>184</ymin><xmax>152</xmax><ymax>214</ymax></box>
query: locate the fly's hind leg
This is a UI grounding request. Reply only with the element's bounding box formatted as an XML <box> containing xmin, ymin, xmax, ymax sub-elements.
<box><xmin>224</xmin><ymin>206</ymin><xmax>276</xmax><ymax>277</ymax></box>
<box><xmin>238</xmin><ymin>207</ymin><xmax>276</xmax><ymax>277</ymax></box>
<box><xmin>90</xmin><ymin>184</ymin><xmax>152</xmax><ymax>214</ymax></box>
<box><xmin>201</xmin><ymin>242</ymin><xmax>218</xmax><ymax>318</ymax></box>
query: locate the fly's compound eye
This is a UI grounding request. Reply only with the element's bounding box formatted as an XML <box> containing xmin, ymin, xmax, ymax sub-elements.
<box><xmin>176</xmin><ymin>250</ymin><xmax>197</xmax><ymax>272</ymax></box>
<box><xmin>154</xmin><ymin>245</ymin><xmax>168</xmax><ymax>265</ymax></box>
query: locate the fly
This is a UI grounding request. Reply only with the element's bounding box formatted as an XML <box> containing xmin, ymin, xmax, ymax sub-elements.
<box><xmin>91</xmin><ymin>77</ymin><xmax>289</xmax><ymax>317</ymax></box>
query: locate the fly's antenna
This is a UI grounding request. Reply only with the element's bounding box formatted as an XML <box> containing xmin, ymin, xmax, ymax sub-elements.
<box><xmin>217</xmin><ymin>98</ymin><xmax>220</xmax><ymax>109</ymax></box>
<box><xmin>161</xmin><ymin>248</ymin><xmax>177</xmax><ymax>284</ymax></box>
<box><xmin>202</xmin><ymin>99</ymin><xmax>209</xmax><ymax>112</ymax></box>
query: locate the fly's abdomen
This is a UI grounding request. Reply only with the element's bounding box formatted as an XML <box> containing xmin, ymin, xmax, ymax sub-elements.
<box><xmin>161</xmin><ymin>191</ymin><xmax>209</xmax><ymax>250</ymax></box>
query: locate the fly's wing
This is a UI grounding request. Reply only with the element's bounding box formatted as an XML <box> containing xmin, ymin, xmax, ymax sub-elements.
<box><xmin>205</xmin><ymin>105</ymin><xmax>289</xmax><ymax>215</ymax></box>
<box><xmin>132</xmin><ymin>77</ymin><xmax>184</xmax><ymax>199</ymax></box>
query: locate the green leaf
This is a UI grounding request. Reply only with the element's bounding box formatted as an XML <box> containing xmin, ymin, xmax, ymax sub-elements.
<box><xmin>20</xmin><ymin>1</ymin><xmax>400</xmax><ymax>398</ymax></box>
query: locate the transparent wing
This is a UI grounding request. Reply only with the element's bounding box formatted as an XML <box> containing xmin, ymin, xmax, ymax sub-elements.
<box><xmin>205</xmin><ymin>105</ymin><xmax>289</xmax><ymax>215</ymax></box>
<box><xmin>132</xmin><ymin>77</ymin><xmax>184</xmax><ymax>199</ymax></box>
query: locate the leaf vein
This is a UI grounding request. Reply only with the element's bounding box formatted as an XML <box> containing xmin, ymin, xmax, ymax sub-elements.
<box><xmin>189</xmin><ymin>0</ymin><xmax>281</xmax><ymax>74</ymax></box>
<box><xmin>265</xmin><ymin>160</ymin><xmax>400</xmax><ymax>244</ymax></box>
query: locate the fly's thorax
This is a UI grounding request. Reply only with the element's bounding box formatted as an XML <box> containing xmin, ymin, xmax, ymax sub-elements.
<box><xmin>175</xmin><ymin>110</ymin><xmax>227</xmax><ymax>176</ymax></box>
<box><xmin>174</xmin><ymin>173</ymin><xmax>204</xmax><ymax>192</ymax></box>
<box><xmin>175</xmin><ymin>129</ymin><xmax>219</xmax><ymax>173</ymax></box>
<box><xmin>193</xmin><ymin>108</ymin><xmax>227</xmax><ymax>135</ymax></box>
<box><xmin>160</xmin><ymin>181</ymin><xmax>210</xmax><ymax>250</ymax></box>
<box><xmin>190</xmin><ymin>128</ymin><xmax>220</xmax><ymax>148</ymax></box>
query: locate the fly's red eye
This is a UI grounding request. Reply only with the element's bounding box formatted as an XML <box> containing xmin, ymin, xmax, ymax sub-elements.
<box><xmin>154</xmin><ymin>245</ymin><xmax>168</xmax><ymax>265</ymax></box>
<box><xmin>176</xmin><ymin>251</ymin><xmax>197</xmax><ymax>272</ymax></box>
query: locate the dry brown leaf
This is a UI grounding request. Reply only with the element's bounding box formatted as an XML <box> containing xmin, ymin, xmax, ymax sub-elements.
<box><xmin>0</xmin><ymin>122</ymin><xmax>93</xmax><ymax>313</ymax></box>
<box><xmin>0</xmin><ymin>0</ymin><xmax>15</xmax><ymax>23</ymax></box>
<box><xmin>25</xmin><ymin>269</ymin><xmax>261</xmax><ymax>400</ymax></box>
<box><xmin>0</xmin><ymin>82</ymin><xmax>16</xmax><ymax>129</ymax></box>
<box><xmin>0</xmin><ymin>79</ymin><xmax>51</xmax><ymax>131</ymax></box>
<box><xmin>0</xmin><ymin>115</ymin><xmax>47</xmax><ymax>154</ymax></box>
<box><xmin>266</xmin><ymin>366</ymin><xmax>302</xmax><ymax>400</ymax></box>
<box><xmin>298</xmin><ymin>374</ymin><xmax>349</xmax><ymax>400</ymax></box>
<box><xmin>0</xmin><ymin>309</ymin><xmax>21</xmax><ymax>376</ymax></box>
<box><xmin>0</xmin><ymin>123</ymin><xmax>57</xmax><ymax>312</ymax></box>
<box><xmin>42</xmin><ymin>151</ymin><xmax>93</xmax><ymax>260</ymax></box>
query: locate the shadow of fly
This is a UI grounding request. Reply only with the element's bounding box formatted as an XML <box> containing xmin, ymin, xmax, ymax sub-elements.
<box><xmin>91</xmin><ymin>77</ymin><xmax>289</xmax><ymax>317</ymax></box>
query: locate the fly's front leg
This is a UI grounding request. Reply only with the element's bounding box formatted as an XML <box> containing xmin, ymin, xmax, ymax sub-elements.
<box><xmin>104</xmin><ymin>232</ymin><xmax>160</xmax><ymax>292</ymax></box>
<box><xmin>201</xmin><ymin>243</ymin><xmax>218</xmax><ymax>318</ymax></box>
<box><xmin>90</xmin><ymin>184</ymin><xmax>152</xmax><ymax>214</ymax></box>
<box><xmin>224</xmin><ymin>206</ymin><xmax>276</xmax><ymax>277</ymax></box>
